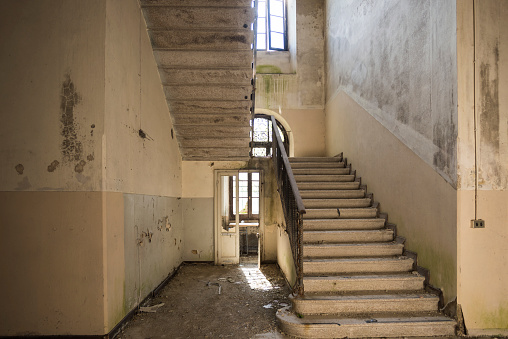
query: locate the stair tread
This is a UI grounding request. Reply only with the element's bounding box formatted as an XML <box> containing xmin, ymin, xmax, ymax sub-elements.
<box><xmin>290</xmin><ymin>157</ymin><xmax>342</xmax><ymax>162</ymax></box>
<box><xmin>304</xmin><ymin>273</ymin><xmax>423</xmax><ymax>280</ymax></box>
<box><xmin>304</xmin><ymin>229</ymin><xmax>392</xmax><ymax>234</ymax></box>
<box><xmin>304</xmin><ymin>256</ymin><xmax>411</xmax><ymax>263</ymax></box>
<box><xmin>293</xmin><ymin>293</ymin><xmax>439</xmax><ymax>301</ymax></box>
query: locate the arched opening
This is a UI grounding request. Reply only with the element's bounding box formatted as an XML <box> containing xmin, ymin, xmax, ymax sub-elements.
<box><xmin>251</xmin><ymin>109</ymin><xmax>293</xmax><ymax>157</ymax></box>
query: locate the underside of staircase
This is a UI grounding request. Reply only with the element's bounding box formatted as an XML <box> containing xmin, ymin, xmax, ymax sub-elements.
<box><xmin>277</xmin><ymin>156</ymin><xmax>456</xmax><ymax>338</ymax></box>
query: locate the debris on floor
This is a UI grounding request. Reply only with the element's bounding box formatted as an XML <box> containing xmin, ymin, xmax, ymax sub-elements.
<box><xmin>139</xmin><ymin>303</ymin><xmax>165</xmax><ymax>313</ymax></box>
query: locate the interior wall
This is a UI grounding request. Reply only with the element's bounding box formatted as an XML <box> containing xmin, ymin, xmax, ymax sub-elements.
<box><xmin>0</xmin><ymin>0</ymin><xmax>184</xmax><ymax>335</ymax></box>
<box><xmin>457</xmin><ymin>0</ymin><xmax>508</xmax><ymax>334</ymax></box>
<box><xmin>0</xmin><ymin>1</ymin><xmax>107</xmax><ymax>335</ymax></box>
<box><xmin>326</xmin><ymin>0</ymin><xmax>458</xmax><ymax>185</ymax></box>
<box><xmin>324</xmin><ymin>0</ymin><xmax>458</xmax><ymax>304</ymax></box>
<box><xmin>103</xmin><ymin>0</ymin><xmax>184</xmax><ymax>332</ymax></box>
<box><xmin>255</xmin><ymin>0</ymin><xmax>326</xmax><ymax>157</ymax></box>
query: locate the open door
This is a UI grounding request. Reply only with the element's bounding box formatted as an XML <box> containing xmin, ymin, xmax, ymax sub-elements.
<box><xmin>215</xmin><ymin>170</ymin><xmax>263</xmax><ymax>266</ymax></box>
<box><xmin>215</xmin><ymin>172</ymin><xmax>240</xmax><ymax>265</ymax></box>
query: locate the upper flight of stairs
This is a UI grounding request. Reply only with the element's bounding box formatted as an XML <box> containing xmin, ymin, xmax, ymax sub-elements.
<box><xmin>276</xmin><ymin>155</ymin><xmax>456</xmax><ymax>338</ymax></box>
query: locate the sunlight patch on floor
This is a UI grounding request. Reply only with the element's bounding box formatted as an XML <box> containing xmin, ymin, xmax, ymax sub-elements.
<box><xmin>240</xmin><ymin>267</ymin><xmax>274</xmax><ymax>291</ymax></box>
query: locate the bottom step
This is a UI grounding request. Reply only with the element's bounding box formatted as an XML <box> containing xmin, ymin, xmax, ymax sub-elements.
<box><xmin>277</xmin><ymin>306</ymin><xmax>456</xmax><ymax>338</ymax></box>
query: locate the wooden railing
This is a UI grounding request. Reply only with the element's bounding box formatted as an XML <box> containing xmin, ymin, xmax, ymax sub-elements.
<box><xmin>270</xmin><ymin>116</ymin><xmax>306</xmax><ymax>296</ymax></box>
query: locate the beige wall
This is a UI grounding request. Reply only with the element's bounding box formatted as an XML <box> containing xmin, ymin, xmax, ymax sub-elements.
<box><xmin>325</xmin><ymin>91</ymin><xmax>457</xmax><ymax>304</ymax></box>
<box><xmin>457</xmin><ymin>0</ymin><xmax>508</xmax><ymax>334</ymax></box>
<box><xmin>0</xmin><ymin>0</ymin><xmax>184</xmax><ymax>335</ymax></box>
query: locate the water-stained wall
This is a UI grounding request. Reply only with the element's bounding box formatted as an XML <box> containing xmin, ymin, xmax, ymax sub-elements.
<box><xmin>326</xmin><ymin>0</ymin><xmax>458</xmax><ymax>185</ymax></box>
<box><xmin>0</xmin><ymin>0</ymin><xmax>183</xmax><ymax>335</ymax></box>
<box><xmin>324</xmin><ymin>0</ymin><xmax>458</xmax><ymax>305</ymax></box>
<box><xmin>457</xmin><ymin>0</ymin><xmax>508</xmax><ymax>334</ymax></box>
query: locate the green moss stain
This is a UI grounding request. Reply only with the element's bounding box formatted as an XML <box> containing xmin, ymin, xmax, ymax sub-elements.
<box><xmin>256</xmin><ymin>65</ymin><xmax>282</xmax><ymax>74</ymax></box>
<box><xmin>479</xmin><ymin>304</ymin><xmax>508</xmax><ymax>329</ymax></box>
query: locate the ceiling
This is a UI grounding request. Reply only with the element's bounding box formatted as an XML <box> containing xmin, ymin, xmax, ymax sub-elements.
<box><xmin>140</xmin><ymin>0</ymin><xmax>256</xmax><ymax>161</ymax></box>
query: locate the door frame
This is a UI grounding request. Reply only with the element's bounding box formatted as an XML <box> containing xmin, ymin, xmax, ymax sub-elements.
<box><xmin>214</xmin><ymin>169</ymin><xmax>264</xmax><ymax>265</ymax></box>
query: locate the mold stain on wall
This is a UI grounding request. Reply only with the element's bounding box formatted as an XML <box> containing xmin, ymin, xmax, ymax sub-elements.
<box><xmin>60</xmin><ymin>73</ymin><xmax>83</xmax><ymax>163</ymax></box>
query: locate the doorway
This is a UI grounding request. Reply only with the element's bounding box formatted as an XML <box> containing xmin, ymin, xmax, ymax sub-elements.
<box><xmin>214</xmin><ymin>170</ymin><xmax>263</xmax><ymax>266</ymax></box>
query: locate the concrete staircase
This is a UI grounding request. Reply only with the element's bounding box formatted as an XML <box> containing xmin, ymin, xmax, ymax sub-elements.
<box><xmin>276</xmin><ymin>156</ymin><xmax>456</xmax><ymax>338</ymax></box>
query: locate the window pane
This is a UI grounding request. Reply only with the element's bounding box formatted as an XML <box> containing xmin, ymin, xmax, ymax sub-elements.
<box><xmin>239</xmin><ymin>172</ymin><xmax>248</xmax><ymax>180</ymax></box>
<box><xmin>252</xmin><ymin>172</ymin><xmax>259</xmax><ymax>181</ymax></box>
<box><xmin>239</xmin><ymin>198</ymin><xmax>249</xmax><ymax>214</ymax></box>
<box><xmin>252</xmin><ymin>181</ymin><xmax>259</xmax><ymax>197</ymax></box>
<box><xmin>257</xmin><ymin>33</ymin><xmax>266</xmax><ymax>50</ymax></box>
<box><xmin>270</xmin><ymin>16</ymin><xmax>284</xmax><ymax>33</ymax></box>
<box><xmin>257</xmin><ymin>18</ymin><xmax>266</xmax><ymax>34</ymax></box>
<box><xmin>270</xmin><ymin>32</ymin><xmax>285</xmax><ymax>50</ymax></box>
<box><xmin>258</xmin><ymin>1</ymin><xmax>266</xmax><ymax>17</ymax></box>
<box><xmin>252</xmin><ymin>148</ymin><xmax>266</xmax><ymax>157</ymax></box>
<box><xmin>269</xmin><ymin>0</ymin><xmax>284</xmax><ymax>17</ymax></box>
<box><xmin>253</xmin><ymin>118</ymin><xmax>269</xmax><ymax>142</ymax></box>
<box><xmin>252</xmin><ymin>198</ymin><xmax>259</xmax><ymax>214</ymax></box>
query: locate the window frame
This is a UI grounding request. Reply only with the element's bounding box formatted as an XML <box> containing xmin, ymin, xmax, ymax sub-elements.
<box><xmin>256</xmin><ymin>0</ymin><xmax>288</xmax><ymax>51</ymax></box>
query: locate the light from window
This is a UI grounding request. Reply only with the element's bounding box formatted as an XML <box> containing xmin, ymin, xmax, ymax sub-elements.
<box><xmin>250</xmin><ymin>116</ymin><xmax>286</xmax><ymax>157</ymax></box>
<box><xmin>256</xmin><ymin>0</ymin><xmax>287</xmax><ymax>51</ymax></box>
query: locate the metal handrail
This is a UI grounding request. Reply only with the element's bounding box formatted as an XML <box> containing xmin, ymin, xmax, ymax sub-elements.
<box><xmin>271</xmin><ymin>115</ymin><xmax>306</xmax><ymax>295</ymax></box>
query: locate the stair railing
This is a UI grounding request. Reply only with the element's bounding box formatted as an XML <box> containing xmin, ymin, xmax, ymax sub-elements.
<box><xmin>270</xmin><ymin>115</ymin><xmax>306</xmax><ymax>296</ymax></box>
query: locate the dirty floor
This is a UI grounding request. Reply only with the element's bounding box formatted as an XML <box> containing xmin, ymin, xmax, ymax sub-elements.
<box><xmin>116</xmin><ymin>260</ymin><xmax>290</xmax><ymax>339</ymax></box>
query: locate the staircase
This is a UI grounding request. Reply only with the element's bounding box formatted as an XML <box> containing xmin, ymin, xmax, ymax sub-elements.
<box><xmin>276</xmin><ymin>156</ymin><xmax>456</xmax><ymax>338</ymax></box>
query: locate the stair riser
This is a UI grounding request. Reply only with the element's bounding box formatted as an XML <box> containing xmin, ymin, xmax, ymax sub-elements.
<box><xmin>304</xmin><ymin>209</ymin><xmax>377</xmax><ymax>219</ymax></box>
<box><xmin>304</xmin><ymin>244</ymin><xmax>404</xmax><ymax>258</ymax></box>
<box><xmin>303</xmin><ymin>277</ymin><xmax>425</xmax><ymax>293</ymax></box>
<box><xmin>290</xmin><ymin>162</ymin><xmax>345</xmax><ymax>169</ymax></box>
<box><xmin>298</xmin><ymin>182</ymin><xmax>360</xmax><ymax>190</ymax></box>
<box><xmin>290</xmin><ymin>157</ymin><xmax>342</xmax><ymax>163</ymax></box>
<box><xmin>303</xmin><ymin>231</ymin><xmax>393</xmax><ymax>243</ymax></box>
<box><xmin>303</xmin><ymin>219</ymin><xmax>385</xmax><ymax>231</ymax></box>
<box><xmin>292</xmin><ymin>168</ymin><xmax>351</xmax><ymax>175</ymax></box>
<box><xmin>300</xmin><ymin>190</ymin><xmax>365</xmax><ymax>199</ymax></box>
<box><xmin>303</xmin><ymin>199</ymin><xmax>371</xmax><ymax>209</ymax></box>
<box><xmin>277</xmin><ymin>311</ymin><xmax>456</xmax><ymax>339</ymax></box>
<box><xmin>303</xmin><ymin>260</ymin><xmax>414</xmax><ymax>274</ymax></box>
<box><xmin>292</xmin><ymin>298</ymin><xmax>439</xmax><ymax>315</ymax></box>
<box><xmin>295</xmin><ymin>175</ymin><xmax>355</xmax><ymax>182</ymax></box>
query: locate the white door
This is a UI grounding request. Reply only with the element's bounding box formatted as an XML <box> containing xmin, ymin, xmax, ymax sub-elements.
<box><xmin>215</xmin><ymin>172</ymin><xmax>240</xmax><ymax>264</ymax></box>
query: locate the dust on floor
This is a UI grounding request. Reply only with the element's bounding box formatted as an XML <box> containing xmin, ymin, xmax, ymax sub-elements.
<box><xmin>116</xmin><ymin>262</ymin><xmax>291</xmax><ymax>339</ymax></box>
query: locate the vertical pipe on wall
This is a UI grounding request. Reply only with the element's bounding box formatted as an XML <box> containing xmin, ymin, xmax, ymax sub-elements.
<box><xmin>473</xmin><ymin>0</ymin><xmax>478</xmax><ymax>219</ymax></box>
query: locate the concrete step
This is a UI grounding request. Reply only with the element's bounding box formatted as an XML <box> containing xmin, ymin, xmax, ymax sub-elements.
<box><xmin>295</xmin><ymin>174</ymin><xmax>355</xmax><ymax>182</ymax></box>
<box><xmin>300</xmin><ymin>189</ymin><xmax>365</xmax><ymax>199</ymax></box>
<box><xmin>303</xmin><ymin>198</ymin><xmax>372</xmax><ymax>209</ymax></box>
<box><xmin>303</xmin><ymin>257</ymin><xmax>414</xmax><ymax>275</ymax></box>
<box><xmin>149</xmin><ymin>30</ymin><xmax>253</xmax><ymax>51</ymax></box>
<box><xmin>303</xmin><ymin>242</ymin><xmax>404</xmax><ymax>258</ymax></box>
<box><xmin>303</xmin><ymin>218</ymin><xmax>385</xmax><ymax>231</ymax></box>
<box><xmin>297</xmin><ymin>181</ymin><xmax>360</xmax><ymax>190</ymax></box>
<box><xmin>292</xmin><ymin>168</ymin><xmax>350</xmax><ymax>175</ymax></box>
<box><xmin>290</xmin><ymin>157</ymin><xmax>342</xmax><ymax>163</ymax></box>
<box><xmin>303</xmin><ymin>273</ymin><xmax>425</xmax><ymax>293</ymax></box>
<box><xmin>277</xmin><ymin>307</ymin><xmax>456</xmax><ymax>338</ymax></box>
<box><xmin>303</xmin><ymin>207</ymin><xmax>378</xmax><ymax>219</ymax></box>
<box><xmin>290</xmin><ymin>161</ymin><xmax>346</xmax><ymax>169</ymax></box>
<box><xmin>164</xmin><ymin>84</ymin><xmax>252</xmax><ymax>101</ymax></box>
<box><xmin>291</xmin><ymin>293</ymin><xmax>440</xmax><ymax>315</ymax></box>
<box><xmin>160</xmin><ymin>68</ymin><xmax>252</xmax><ymax>85</ymax></box>
<box><xmin>303</xmin><ymin>229</ymin><xmax>394</xmax><ymax>244</ymax></box>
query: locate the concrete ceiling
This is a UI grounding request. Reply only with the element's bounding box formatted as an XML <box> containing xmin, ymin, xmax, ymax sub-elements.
<box><xmin>140</xmin><ymin>0</ymin><xmax>256</xmax><ymax>161</ymax></box>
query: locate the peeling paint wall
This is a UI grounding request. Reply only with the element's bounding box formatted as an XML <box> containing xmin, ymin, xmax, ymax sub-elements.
<box><xmin>324</xmin><ymin>0</ymin><xmax>458</xmax><ymax>305</ymax></box>
<box><xmin>255</xmin><ymin>0</ymin><xmax>326</xmax><ymax>157</ymax></box>
<box><xmin>326</xmin><ymin>0</ymin><xmax>458</xmax><ymax>185</ymax></box>
<box><xmin>457</xmin><ymin>0</ymin><xmax>508</xmax><ymax>334</ymax></box>
<box><xmin>0</xmin><ymin>0</ymin><xmax>183</xmax><ymax>335</ymax></box>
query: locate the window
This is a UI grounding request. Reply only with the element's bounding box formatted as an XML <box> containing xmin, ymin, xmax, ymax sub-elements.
<box><xmin>230</xmin><ymin>172</ymin><xmax>260</xmax><ymax>221</ymax></box>
<box><xmin>256</xmin><ymin>0</ymin><xmax>287</xmax><ymax>51</ymax></box>
<box><xmin>250</xmin><ymin>114</ymin><xmax>289</xmax><ymax>157</ymax></box>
